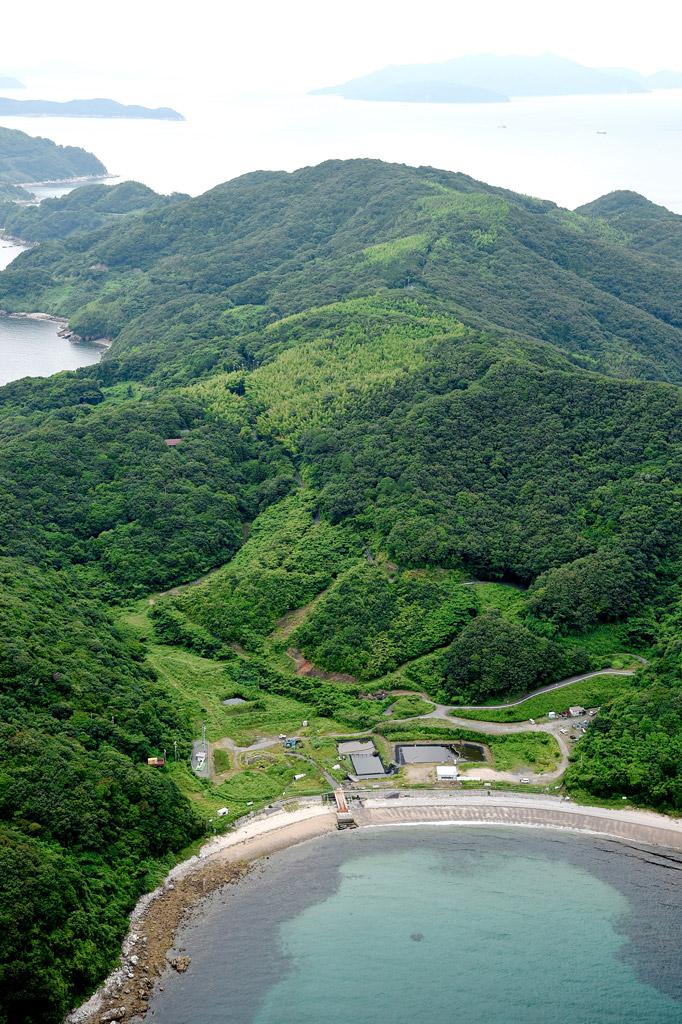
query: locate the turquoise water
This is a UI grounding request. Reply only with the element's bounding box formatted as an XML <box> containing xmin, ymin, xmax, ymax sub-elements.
<box><xmin>147</xmin><ymin>827</ymin><xmax>682</xmax><ymax>1024</ymax></box>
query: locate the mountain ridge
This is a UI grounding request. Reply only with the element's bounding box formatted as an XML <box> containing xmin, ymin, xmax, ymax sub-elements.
<box><xmin>0</xmin><ymin>157</ymin><xmax>680</xmax><ymax>1021</ymax></box>
<box><xmin>1</xmin><ymin>158</ymin><xmax>680</xmax><ymax>384</ymax></box>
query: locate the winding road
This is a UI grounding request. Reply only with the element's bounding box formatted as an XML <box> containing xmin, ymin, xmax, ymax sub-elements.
<box><xmin>448</xmin><ymin>667</ymin><xmax>640</xmax><ymax>711</ymax></box>
<box><xmin>387</xmin><ymin>666</ymin><xmax>643</xmax><ymax>783</ymax></box>
<box><xmin>388</xmin><ymin>709</ymin><xmax>573</xmax><ymax>782</ymax></box>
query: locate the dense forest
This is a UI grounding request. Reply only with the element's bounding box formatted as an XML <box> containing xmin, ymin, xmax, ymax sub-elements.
<box><xmin>0</xmin><ymin>181</ymin><xmax>184</xmax><ymax>242</ymax></box>
<box><xmin>0</xmin><ymin>126</ymin><xmax>106</xmax><ymax>201</ymax></box>
<box><xmin>0</xmin><ymin>159</ymin><xmax>681</xmax><ymax>1021</ymax></box>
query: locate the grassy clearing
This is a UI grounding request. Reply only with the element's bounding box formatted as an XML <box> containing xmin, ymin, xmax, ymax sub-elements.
<box><xmin>558</xmin><ymin>622</ymin><xmax>648</xmax><ymax>667</ymax></box>
<box><xmin>453</xmin><ymin>673</ymin><xmax>636</xmax><ymax>722</ymax></box>
<box><xmin>485</xmin><ymin>733</ymin><xmax>560</xmax><ymax>772</ymax></box>
<box><xmin>143</xmin><ymin>642</ymin><xmax>343</xmax><ymax>745</ymax></box>
<box><xmin>213</xmin><ymin>748</ymin><xmax>231</xmax><ymax>774</ymax></box>
<box><xmin>361</xmin><ymin>233</ymin><xmax>430</xmax><ymax>264</ymax></box>
<box><xmin>472</xmin><ymin>582</ymin><xmax>527</xmax><ymax>618</ymax></box>
<box><xmin>389</xmin><ymin>695</ymin><xmax>435</xmax><ymax>718</ymax></box>
<box><xmin>168</xmin><ymin>753</ymin><xmax>328</xmax><ymax>828</ymax></box>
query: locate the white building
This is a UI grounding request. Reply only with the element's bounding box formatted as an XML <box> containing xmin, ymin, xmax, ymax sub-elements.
<box><xmin>436</xmin><ymin>765</ymin><xmax>459</xmax><ymax>781</ymax></box>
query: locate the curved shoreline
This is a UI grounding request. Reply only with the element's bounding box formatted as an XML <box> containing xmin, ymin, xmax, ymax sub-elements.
<box><xmin>66</xmin><ymin>793</ymin><xmax>682</xmax><ymax>1023</ymax></box>
<box><xmin>0</xmin><ymin>310</ymin><xmax>111</xmax><ymax>349</ymax></box>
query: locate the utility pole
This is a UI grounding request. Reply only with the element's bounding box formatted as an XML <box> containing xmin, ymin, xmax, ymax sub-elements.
<box><xmin>174</xmin><ymin>740</ymin><xmax>178</xmax><ymax>762</ymax></box>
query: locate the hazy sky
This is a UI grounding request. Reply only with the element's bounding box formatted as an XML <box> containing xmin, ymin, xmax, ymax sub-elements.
<box><xmin>5</xmin><ymin>0</ymin><xmax>682</xmax><ymax>94</ymax></box>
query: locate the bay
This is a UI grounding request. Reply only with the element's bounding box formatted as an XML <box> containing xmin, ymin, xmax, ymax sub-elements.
<box><xmin>0</xmin><ymin>239</ymin><xmax>103</xmax><ymax>383</ymax></box>
<box><xmin>146</xmin><ymin>826</ymin><xmax>682</xmax><ymax>1024</ymax></box>
<box><xmin>0</xmin><ymin>314</ymin><xmax>102</xmax><ymax>385</ymax></box>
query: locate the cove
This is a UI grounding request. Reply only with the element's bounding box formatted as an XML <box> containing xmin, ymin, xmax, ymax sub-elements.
<box><xmin>0</xmin><ymin>238</ymin><xmax>102</xmax><ymax>384</ymax></box>
<box><xmin>0</xmin><ymin>315</ymin><xmax>102</xmax><ymax>386</ymax></box>
<box><xmin>145</xmin><ymin>826</ymin><xmax>682</xmax><ymax>1024</ymax></box>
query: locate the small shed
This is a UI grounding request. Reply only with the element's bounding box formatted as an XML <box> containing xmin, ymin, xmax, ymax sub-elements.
<box><xmin>569</xmin><ymin>706</ymin><xmax>586</xmax><ymax>718</ymax></box>
<box><xmin>164</xmin><ymin>438</ymin><xmax>183</xmax><ymax>446</ymax></box>
<box><xmin>436</xmin><ymin>765</ymin><xmax>459</xmax><ymax>781</ymax></box>
<box><xmin>147</xmin><ymin>756</ymin><xmax>165</xmax><ymax>767</ymax></box>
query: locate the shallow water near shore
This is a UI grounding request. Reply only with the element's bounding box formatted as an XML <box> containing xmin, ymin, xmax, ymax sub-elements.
<box><xmin>144</xmin><ymin>826</ymin><xmax>682</xmax><ymax>1024</ymax></box>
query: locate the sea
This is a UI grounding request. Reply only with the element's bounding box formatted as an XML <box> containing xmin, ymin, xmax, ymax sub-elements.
<box><xmin>1</xmin><ymin>77</ymin><xmax>681</xmax><ymax>211</ymax></box>
<box><xmin>0</xmin><ymin>310</ymin><xmax>101</xmax><ymax>386</ymax></box>
<box><xmin>1</xmin><ymin>79</ymin><xmax>681</xmax><ymax>384</ymax></box>
<box><xmin>0</xmin><ymin>236</ymin><xmax>101</xmax><ymax>386</ymax></box>
<box><xmin>144</xmin><ymin>826</ymin><xmax>682</xmax><ymax>1024</ymax></box>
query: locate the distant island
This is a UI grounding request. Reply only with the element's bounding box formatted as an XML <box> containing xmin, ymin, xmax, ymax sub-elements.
<box><xmin>0</xmin><ymin>125</ymin><xmax>107</xmax><ymax>200</ymax></box>
<box><xmin>0</xmin><ymin>75</ymin><xmax>24</xmax><ymax>88</ymax></box>
<box><xmin>313</xmin><ymin>53</ymin><xmax>682</xmax><ymax>103</ymax></box>
<box><xmin>0</xmin><ymin>97</ymin><xmax>184</xmax><ymax>120</ymax></box>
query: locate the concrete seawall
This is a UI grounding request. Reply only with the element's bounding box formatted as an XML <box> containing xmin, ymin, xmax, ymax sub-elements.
<box><xmin>354</xmin><ymin>795</ymin><xmax>682</xmax><ymax>851</ymax></box>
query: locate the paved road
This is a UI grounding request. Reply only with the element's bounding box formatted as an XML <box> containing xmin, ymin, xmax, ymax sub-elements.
<box><xmin>386</xmin><ymin>665</ymin><xmax>646</xmax><ymax>781</ymax></box>
<box><xmin>389</xmin><ymin>709</ymin><xmax>573</xmax><ymax>782</ymax></box>
<box><xmin>449</xmin><ymin>667</ymin><xmax>639</xmax><ymax>711</ymax></box>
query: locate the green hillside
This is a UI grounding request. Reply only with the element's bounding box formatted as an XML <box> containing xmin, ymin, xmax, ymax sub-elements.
<box><xmin>2</xmin><ymin>159</ymin><xmax>682</xmax><ymax>382</ymax></box>
<box><xmin>0</xmin><ymin>125</ymin><xmax>107</xmax><ymax>200</ymax></box>
<box><xmin>0</xmin><ymin>159</ymin><xmax>681</xmax><ymax>1020</ymax></box>
<box><xmin>0</xmin><ymin>180</ymin><xmax>184</xmax><ymax>242</ymax></box>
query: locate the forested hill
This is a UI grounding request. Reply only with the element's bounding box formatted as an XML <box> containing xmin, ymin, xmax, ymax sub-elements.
<box><xmin>0</xmin><ymin>159</ymin><xmax>681</xmax><ymax>1021</ymax></box>
<box><xmin>577</xmin><ymin>190</ymin><xmax>682</xmax><ymax>263</ymax></box>
<box><xmin>0</xmin><ymin>125</ymin><xmax>107</xmax><ymax>200</ymax></box>
<box><xmin>1</xmin><ymin>159</ymin><xmax>682</xmax><ymax>384</ymax></box>
<box><xmin>0</xmin><ymin>180</ymin><xmax>186</xmax><ymax>241</ymax></box>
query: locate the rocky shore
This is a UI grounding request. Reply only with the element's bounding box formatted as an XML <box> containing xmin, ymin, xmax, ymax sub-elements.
<box><xmin>65</xmin><ymin>802</ymin><xmax>336</xmax><ymax>1024</ymax></box>
<box><xmin>0</xmin><ymin>310</ymin><xmax>111</xmax><ymax>348</ymax></box>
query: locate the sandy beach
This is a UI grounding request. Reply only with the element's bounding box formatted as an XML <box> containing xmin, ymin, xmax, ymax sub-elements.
<box><xmin>66</xmin><ymin>793</ymin><xmax>682</xmax><ymax>1024</ymax></box>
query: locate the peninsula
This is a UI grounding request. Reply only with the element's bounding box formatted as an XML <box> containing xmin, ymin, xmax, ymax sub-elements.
<box><xmin>0</xmin><ymin>124</ymin><xmax>107</xmax><ymax>200</ymax></box>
